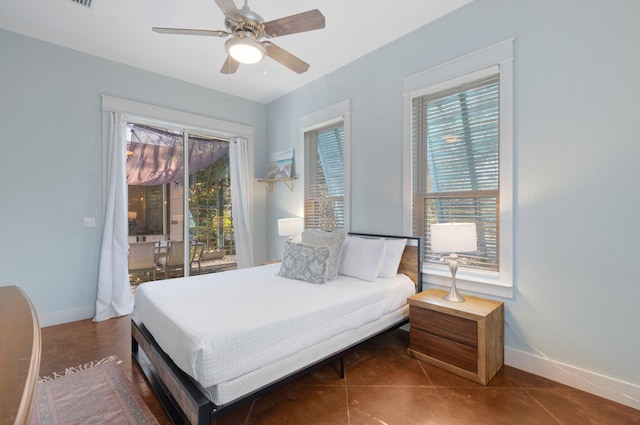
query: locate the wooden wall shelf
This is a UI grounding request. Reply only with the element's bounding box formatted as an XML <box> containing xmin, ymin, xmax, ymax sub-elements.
<box><xmin>257</xmin><ymin>177</ymin><xmax>297</xmax><ymax>192</ymax></box>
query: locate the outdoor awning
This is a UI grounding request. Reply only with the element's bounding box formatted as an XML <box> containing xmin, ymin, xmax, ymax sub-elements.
<box><xmin>126</xmin><ymin>124</ymin><xmax>228</xmax><ymax>186</ymax></box>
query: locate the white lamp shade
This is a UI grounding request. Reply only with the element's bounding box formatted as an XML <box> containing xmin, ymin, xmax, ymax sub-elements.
<box><xmin>225</xmin><ymin>37</ymin><xmax>266</xmax><ymax>64</ymax></box>
<box><xmin>278</xmin><ymin>217</ymin><xmax>304</xmax><ymax>237</ymax></box>
<box><xmin>431</xmin><ymin>223</ymin><xmax>477</xmax><ymax>253</ymax></box>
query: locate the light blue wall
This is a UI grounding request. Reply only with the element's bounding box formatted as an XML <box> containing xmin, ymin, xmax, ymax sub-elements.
<box><xmin>265</xmin><ymin>0</ymin><xmax>640</xmax><ymax>397</ymax></box>
<box><xmin>1</xmin><ymin>0</ymin><xmax>639</xmax><ymax>405</ymax></box>
<box><xmin>0</xmin><ymin>29</ymin><xmax>267</xmax><ymax>323</ymax></box>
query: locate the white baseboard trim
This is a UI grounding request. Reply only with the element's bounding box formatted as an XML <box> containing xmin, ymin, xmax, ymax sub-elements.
<box><xmin>39</xmin><ymin>306</ymin><xmax>95</xmax><ymax>328</ymax></box>
<box><xmin>505</xmin><ymin>347</ymin><xmax>640</xmax><ymax>411</ymax></box>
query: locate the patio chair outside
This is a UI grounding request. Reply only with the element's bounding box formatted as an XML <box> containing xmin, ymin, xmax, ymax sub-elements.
<box><xmin>157</xmin><ymin>240</ymin><xmax>185</xmax><ymax>279</ymax></box>
<box><xmin>190</xmin><ymin>242</ymin><xmax>205</xmax><ymax>274</ymax></box>
<box><xmin>128</xmin><ymin>241</ymin><xmax>157</xmax><ymax>281</ymax></box>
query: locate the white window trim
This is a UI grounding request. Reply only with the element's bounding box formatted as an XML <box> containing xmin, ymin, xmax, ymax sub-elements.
<box><xmin>299</xmin><ymin>99</ymin><xmax>352</xmax><ymax>232</ymax></box>
<box><xmin>101</xmin><ymin>95</ymin><xmax>253</xmax><ymax>139</ymax></box>
<box><xmin>402</xmin><ymin>39</ymin><xmax>514</xmax><ymax>299</ymax></box>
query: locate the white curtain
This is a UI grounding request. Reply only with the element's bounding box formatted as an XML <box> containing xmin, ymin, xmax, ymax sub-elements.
<box><xmin>229</xmin><ymin>137</ymin><xmax>255</xmax><ymax>268</ymax></box>
<box><xmin>94</xmin><ymin>111</ymin><xmax>134</xmax><ymax>322</ymax></box>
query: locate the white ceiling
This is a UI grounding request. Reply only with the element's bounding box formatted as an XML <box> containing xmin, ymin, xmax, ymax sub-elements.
<box><xmin>0</xmin><ymin>0</ymin><xmax>473</xmax><ymax>104</ymax></box>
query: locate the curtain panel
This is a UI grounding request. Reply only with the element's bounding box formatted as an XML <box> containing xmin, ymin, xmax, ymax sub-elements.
<box><xmin>94</xmin><ymin>111</ymin><xmax>134</xmax><ymax>322</ymax></box>
<box><xmin>229</xmin><ymin>137</ymin><xmax>255</xmax><ymax>268</ymax></box>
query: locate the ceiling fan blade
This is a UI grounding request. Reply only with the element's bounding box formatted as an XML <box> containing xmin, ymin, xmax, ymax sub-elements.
<box><xmin>264</xmin><ymin>42</ymin><xmax>310</xmax><ymax>74</ymax></box>
<box><xmin>152</xmin><ymin>27</ymin><xmax>229</xmax><ymax>37</ymax></box>
<box><xmin>215</xmin><ymin>0</ymin><xmax>242</xmax><ymax>22</ymax></box>
<box><xmin>220</xmin><ymin>55</ymin><xmax>240</xmax><ymax>74</ymax></box>
<box><xmin>263</xmin><ymin>9</ymin><xmax>325</xmax><ymax>38</ymax></box>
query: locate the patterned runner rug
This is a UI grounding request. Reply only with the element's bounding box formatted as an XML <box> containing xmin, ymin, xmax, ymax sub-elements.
<box><xmin>30</xmin><ymin>357</ymin><xmax>158</xmax><ymax>425</ymax></box>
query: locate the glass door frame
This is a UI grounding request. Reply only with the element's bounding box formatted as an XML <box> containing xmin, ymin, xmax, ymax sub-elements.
<box><xmin>106</xmin><ymin>94</ymin><xmax>254</xmax><ymax>280</ymax></box>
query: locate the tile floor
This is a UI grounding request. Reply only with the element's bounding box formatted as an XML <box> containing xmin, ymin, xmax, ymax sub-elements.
<box><xmin>39</xmin><ymin>316</ymin><xmax>640</xmax><ymax>425</ymax></box>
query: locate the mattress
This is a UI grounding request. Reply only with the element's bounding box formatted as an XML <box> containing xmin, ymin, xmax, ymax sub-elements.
<box><xmin>205</xmin><ymin>305</ymin><xmax>409</xmax><ymax>405</ymax></box>
<box><xmin>134</xmin><ymin>263</ymin><xmax>415</xmax><ymax>392</ymax></box>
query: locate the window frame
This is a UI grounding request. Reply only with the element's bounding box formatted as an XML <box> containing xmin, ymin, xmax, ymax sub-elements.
<box><xmin>402</xmin><ymin>39</ymin><xmax>514</xmax><ymax>298</ymax></box>
<box><xmin>304</xmin><ymin>123</ymin><xmax>346</xmax><ymax>231</ymax></box>
<box><xmin>300</xmin><ymin>99</ymin><xmax>352</xmax><ymax>232</ymax></box>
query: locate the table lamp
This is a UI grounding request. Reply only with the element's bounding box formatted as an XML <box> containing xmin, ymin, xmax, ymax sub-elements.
<box><xmin>431</xmin><ymin>223</ymin><xmax>477</xmax><ymax>302</ymax></box>
<box><xmin>277</xmin><ymin>217</ymin><xmax>304</xmax><ymax>240</ymax></box>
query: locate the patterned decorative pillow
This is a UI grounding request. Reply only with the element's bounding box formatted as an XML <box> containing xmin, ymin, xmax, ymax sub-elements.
<box><xmin>300</xmin><ymin>229</ymin><xmax>347</xmax><ymax>281</ymax></box>
<box><xmin>278</xmin><ymin>240</ymin><xmax>330</xmax><ymax>284</ymax></box>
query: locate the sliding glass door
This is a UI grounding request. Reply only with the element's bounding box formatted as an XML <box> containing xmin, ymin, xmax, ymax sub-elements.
<box><xmin>126</xmin><ymin>123</ymin><xmax>235</xmax><ymax>282</ymax></box>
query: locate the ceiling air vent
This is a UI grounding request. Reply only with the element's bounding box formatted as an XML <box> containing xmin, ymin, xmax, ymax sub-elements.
<box><xmin>71</xmin><ymin>0</ymin><xmax>92</xmax><ymax>8</ymax></box>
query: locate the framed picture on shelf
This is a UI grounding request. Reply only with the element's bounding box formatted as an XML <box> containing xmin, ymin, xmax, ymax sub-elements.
<box><xmin>267</xmin><ymin>148</ymin><xmax>294</xmax><ymax>179</ymax></box>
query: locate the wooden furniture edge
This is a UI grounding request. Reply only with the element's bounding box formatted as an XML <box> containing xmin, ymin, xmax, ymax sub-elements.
<box><xmin>485</xmin><ymin>304</ymin><xmax>505</xmax><ymax>381</ymax></box>
<box><xmin>132</xmin><ymin>317</ymin><xmax>212</xmax><ymax>425</ymax></box>
<box><xmin>407</xmin><ymin>289</ymin><xmax>502</xmax><ymax>319</ymax></box>
<box><xmin>0</xmin><ymin>286</ymin><xmax>41</xmax><ymax>425</ymax></box>
<box><xmin>407</xmin><ymin>348</ymin><xmax>485</xmax><ymax>384</ymax></box>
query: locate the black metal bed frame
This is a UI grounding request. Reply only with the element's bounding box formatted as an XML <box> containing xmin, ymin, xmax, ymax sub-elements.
<box><xmin>131</xmin><ymin>234</ymin><xmax>422</xmax><ymax>425</ymax></box>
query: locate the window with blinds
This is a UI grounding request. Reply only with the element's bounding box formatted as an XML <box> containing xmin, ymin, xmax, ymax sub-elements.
<box><xmin>304</xmin><ymin>123</ymin><xmax>345</xmax><ymax>230</ymax></box>
<box><xmin>413</xmin><ymin>74</ymin><xmax>500</xmax><ymax>272</ymax></box>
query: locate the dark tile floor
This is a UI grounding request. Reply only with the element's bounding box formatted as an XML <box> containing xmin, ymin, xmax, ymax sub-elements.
<box><xmin>39</xmin><ymin>316</ymin><xmax>640</xmax><ymax>425</ymax></box>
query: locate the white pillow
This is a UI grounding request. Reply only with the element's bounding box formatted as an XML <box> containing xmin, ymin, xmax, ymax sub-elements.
<box><xmin>338</xmin><ymin>236</ymin><xmax>385</xmax><ymax>282</ymax></box>
<box><xmin>378</xmin><ymin>238</ymin><xmax>408</xmax><ymax>278</ymax></box>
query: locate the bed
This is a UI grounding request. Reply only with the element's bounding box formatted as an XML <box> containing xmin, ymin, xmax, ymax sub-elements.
<box><xmin>131</xmin><ymin>233</ymin><xmax>422</xmax><ymax>425</ymax></box>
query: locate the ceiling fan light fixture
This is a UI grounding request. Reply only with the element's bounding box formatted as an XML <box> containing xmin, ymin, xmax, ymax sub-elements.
<box><xmin>225</xmin><ymin>36</ymin><xmax>266</xmax><ymax>64</ymax></box>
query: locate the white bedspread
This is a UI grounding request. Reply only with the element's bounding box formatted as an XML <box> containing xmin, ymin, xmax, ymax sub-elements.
<box><xmin>134</xmin><ymin>264</ymin><xmax>415</xmax><ymax>388</ymax></box>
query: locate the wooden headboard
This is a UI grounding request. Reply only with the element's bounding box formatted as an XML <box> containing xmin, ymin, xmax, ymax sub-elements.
<box><xmin>348</xmin><ymin>233</ymin><xmax>422</xmax><ymax>292</ymax></box>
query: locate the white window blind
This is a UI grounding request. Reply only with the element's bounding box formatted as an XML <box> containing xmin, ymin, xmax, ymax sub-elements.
<box><xmin>413</xmin><ymin>74</ymin><xmax>500</xmax><ymax>272</ymax></box>
<box><xmin>304</xmin><ymin>123</ymin><xmax>345</xmax><ymax>230</ymax></box>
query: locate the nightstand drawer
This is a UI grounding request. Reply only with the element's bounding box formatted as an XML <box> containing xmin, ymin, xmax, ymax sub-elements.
<box><xmin>410</xmin><ymin>305</ymin><xmax>477</xmax><ymax>348</ymax></box>
<box><xmin>409</xmin><ymin>328</ymin><xmax>478</xmax><ymax>373</ymax></box>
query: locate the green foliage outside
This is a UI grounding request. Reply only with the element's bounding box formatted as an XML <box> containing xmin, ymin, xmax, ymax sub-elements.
<box><xmin>189</xmin><ymin>155</ymin><xmax>235</xmax><ymax>254</ymax></box>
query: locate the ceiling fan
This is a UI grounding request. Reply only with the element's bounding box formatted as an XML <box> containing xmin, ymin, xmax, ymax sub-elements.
<box><xmin>152</xmin><ymin>0</ymin><xmax>325</xmax><ymax>74</ymax></box>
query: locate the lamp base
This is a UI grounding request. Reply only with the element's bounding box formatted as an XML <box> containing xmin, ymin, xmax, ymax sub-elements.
<box><xmin>443</xmin><ymin>253</ymin><xmax>465</xmax><ymax>302</ymax></box>
<box><xmin>443</xmin><ymin>286</ymin><xmax>465</xmax><ymax>302</ymax></box>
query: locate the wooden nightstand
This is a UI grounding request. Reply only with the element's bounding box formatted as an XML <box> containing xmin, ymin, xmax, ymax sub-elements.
<box><xmin>407</xmin><ymin>288</ymin><xmax>504</xmax><ymax>385</ymax></box>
